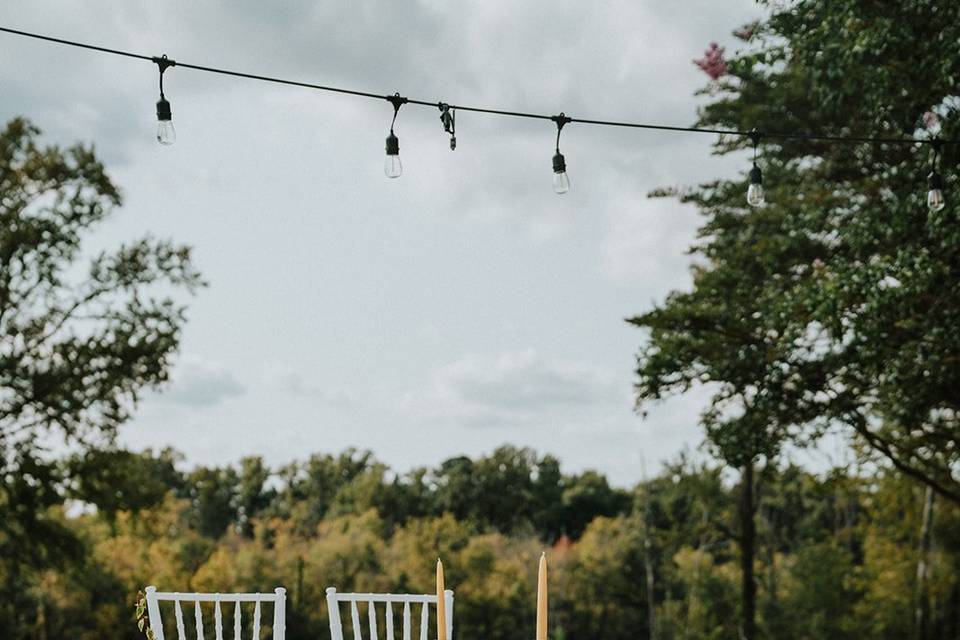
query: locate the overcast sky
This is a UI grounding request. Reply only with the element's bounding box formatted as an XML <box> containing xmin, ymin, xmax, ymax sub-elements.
<box><xmin>0</xmin><ymin>1</ymin><xmax>812</xmax><ymax>485</ymax></box>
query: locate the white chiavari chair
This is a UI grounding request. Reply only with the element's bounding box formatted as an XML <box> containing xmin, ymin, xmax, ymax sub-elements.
<box><xmin>144</xmin><ymin>586</ymin><xmax>286</xmax><ymax>640</ymax></box>
<box><xmin>325</xmin><ymin>588</ymin><xmax>454</xmax><ymax>640</ymax></box>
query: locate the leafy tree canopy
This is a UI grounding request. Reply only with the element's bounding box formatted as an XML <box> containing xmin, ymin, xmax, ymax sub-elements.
<box><xmin>631</xmin><ymin>0</ymin><xmax>960</xmax><ymax>500</ymax></box>
<box><xmin>0</xmin><ymin>117</ymin><xmax>202</xmax><ymax>601</ymax></box>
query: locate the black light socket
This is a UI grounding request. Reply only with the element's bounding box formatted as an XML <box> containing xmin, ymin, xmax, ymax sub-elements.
<box><xmin>928</xmin><ymin>170</ymin><xmax>943</xmax><ymax>190</ymax></box>
<box><xmin>386</xmin><ymin>133</ymin><xmax>399</xmax><ymax>155</ymax></box>
<box><xmin>156</xmin><ymin>98</ymin><xmax>172</xmax><ymax>121</ymax></box>
<box><xmin>749</xmin><ymin>164</ymin><xmax>763</xmax><ymax>185</ymax></box>
<box><xmin>553</xmin><ymin>152</ymin><xmax>566</xmax><ymax>173</ymax></box>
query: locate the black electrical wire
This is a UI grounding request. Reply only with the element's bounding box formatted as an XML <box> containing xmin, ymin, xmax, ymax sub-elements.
<box><xmin>0</xmin><ymin>25</ymin><xmax>955</xmax><ymax>147</ymax></box>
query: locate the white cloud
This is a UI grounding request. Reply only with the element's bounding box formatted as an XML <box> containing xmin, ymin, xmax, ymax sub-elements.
<box><xmin>152</xmin><ymin>355</ymin><xmax>245</xmax><ymax>407</ymax></box>
<box><xmin>262</xmin><ymin>364</ymin><xmax>355</xmax><ymax>408</ymax></box>
<box><xmin>401</xmin><ymin>349</ymin><xmax>623</xmax><ymax>427</ymax></box>
<box><xmin>150</xmin><ymin>355</ymin><xmax>246</xmax><ymax>408</ymax></box>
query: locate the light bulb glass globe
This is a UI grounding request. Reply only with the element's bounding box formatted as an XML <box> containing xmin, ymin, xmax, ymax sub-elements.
<box><xmin>553</xmin><ymin>171</ymin><xmax>570</xmax><ymax>195</ymax></box>
<box><xmin>747</xmin><ymin>182</ymin><xmax>765</xmax><ymax>207</ymax></box>
<box><xmin>927</xmin><ymin>188</ymin><xmax>945</xmax><ymax>212</ymax></box>
<box><xmin>156</xmin><ymin>120</ymin><xmax>176</xmax><ymax>146</ymax></box>
<box><xmin>384</xmin><ymin>154</ymin><xmax>403</xmax><ymax>179</ymax></box>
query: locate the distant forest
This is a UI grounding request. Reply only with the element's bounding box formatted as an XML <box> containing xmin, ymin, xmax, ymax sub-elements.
<box><xmin>9</xmin><ymin>445</ymin><xmax>959</xmax><ymax>639</ymax></box>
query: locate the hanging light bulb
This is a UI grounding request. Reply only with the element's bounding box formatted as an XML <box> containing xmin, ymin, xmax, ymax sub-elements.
<box><xmin>156</xmin><ymin>98</ymin><xmax>175</xmax><ymax>145</ymax></box>
<box><xmin>927</xmin><ymin>170</ymin><xmax>945</xmax><ymax>211</ymax></box>
<box><xmin>747</xmin><ymin>164</ymin><xmax>764</xmax><ymax>207</ymax></box>
<box><xmin>552</xmin><ymin>152</ymin><xmax>570</xmax><ymax>194</ymax></box>
<box><xmin>152</xmin><ymin>55</ymin><xmax>176</xmax><ymax>146</ymax></box>
<box><xmin>926</xmin><ymin>140</ymin><xmax>945</xmax><ymax>212</ymax></box>
<box><xmin>385</xmin><ymin>133</ymin><xmax>402</xmax><ymax>178</ymax></box>
<box><xmin>746</xmin><ymin>129</ymin><xmax>764</xmax><ymax>207</ymax></box>
<box><xmin>551</xmin><ymin>113</ymin><xmax>571</xmax><ymax>195</ymax></box>
<box><xmin>383</xmin><ymin>93</ymin><xmax>407</xmax><ymax>179</ymax></box>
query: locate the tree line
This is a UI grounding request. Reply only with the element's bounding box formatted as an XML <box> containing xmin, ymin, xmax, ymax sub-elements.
<box><xmin>6</xmin><ymin>445</ymin><xmax>960</xmax><ymax>639</ymax></box>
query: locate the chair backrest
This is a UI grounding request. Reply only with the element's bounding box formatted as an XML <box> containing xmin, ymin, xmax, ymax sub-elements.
<box><xmin>325</xmin><ymin>588</ymin><xmax>454</xmax><ymax>640</ymax></box>
<box><xmin>144</xmin><ymin>586</ymin><xmax>286</xmax><ymax>640</ymax></box>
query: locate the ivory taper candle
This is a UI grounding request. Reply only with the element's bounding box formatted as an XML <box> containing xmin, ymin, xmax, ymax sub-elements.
<box><xmin>437</xmin><ymin>558</ymin><xmax>447</xmax><ymax>640</ymax></box>
<box><xmin>536</xmin><ymin>552</ymin><xmax>548</xmax><ymax>640</ymax></box>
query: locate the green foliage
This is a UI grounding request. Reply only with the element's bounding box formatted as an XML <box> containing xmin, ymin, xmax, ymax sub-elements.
<box><xmin>67</xmin><ymin>448</ymin><xmax>184</xmax><ymax>524</ymax></box>
<box><xmin>8</xmin><ymin>446</ymin><xmax>960</xmax><ymax>640</ymax></box>
<box><xmin>778</xmin><ymin>543</ymin><xmax>856</xmax><ymax>639</ymax></box>
<box><xmin>632</xmin><ymin>3</ymin><xmax>960</xmax><ymax>634</ymax></box>
<box><xmin>662</xmin><ymin>546</ymin><xmax>738</xmax><ymax>639</ymax></box>
<box><xmin>633</xmin><ymin>0</ymin><xmax>960</xmax><ymax>499</ymax></box>
<box><xmin>134</xmin><ymin>591</ymin><xmax>155</xmax><ymax>640</ymax></box>
<box><xmin>182</xmin><ymin>465</ymin><xmax>242</xmax><ymax>539</ymax></box>
<box><xmin>0</xmin><ymin>117</ymin><xmax>202</xmax><ymax>637</ymax></box>
<box><xmin>0</xmin><ymin>118</ymin><xmax>203</xmax><ymax>439</ymax></box>
<box><xmin>558</xmin><ymin>515</ymin><xmax>647</xmax><ymax>639</ymax></box>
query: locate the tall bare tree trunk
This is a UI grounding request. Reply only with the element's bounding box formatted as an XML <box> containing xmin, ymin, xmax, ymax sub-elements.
<box><xmin>763</xmin><ymin>505</ymin><xmax>778</xmax><ymax>619</ymax></box>
<box><xmin>296</xmin><ymin>555</ymin><xmax>305</xmax><ymax>610</ymax></box>
<box><xmin>947</xmin><ymin>566</ymin><xmax>959</xmax><ymax>640</ymax></box>
<box><xmin>640</xmin><ymin>458</ymin><xmax>657</xmax><ymax>640</ymax></box>
<box><xmin>35</xmin><ymin>597</ymin><xmax>47</xmax><ymax>640</ymax></box>
<box><xmin>739</xmin><ymin>461</ymin><xmax>757</xmax><ymax>640</ymax></box>
<box><xmin>643</xmin><ymin>496</ymin><xmax>657</xmax><ymax>640</ymax></box>
<box><xmin>914</xmin><ymin>485</ymin><xmax>935</xmax><ymax>640</ymax></box>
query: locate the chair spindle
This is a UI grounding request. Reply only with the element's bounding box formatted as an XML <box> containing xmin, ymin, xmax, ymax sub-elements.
<box><xmin>385</xmin><ymin>601</ymin><xmax>394</xmax><ymax>640</ymax></box>
<box><xmin>173</xmin><ymin>599</ymin><xmax>186</xmax><ymax>640</ymax></box>
<box><xmin>419</xmin><ymin>602</ymin><xmax>428</xmax><ymax>640</ymax></box>
<box><xmin>252</xmin><ymin>597</ymin><xmax>262</xmax><ymax>640</ymax></box>
<box><xmin>194</xmin><ymin>601</ymin><xmax>204</xmax><ymax>639</ymax></box>
<box><xmin>215</xmin><ymin>596</ymin><xmax>223</xmax><ymax>640</ymax></box>
<box><xmin>351</xmin><ymin>600</ymin><xmax>362</xmax><ymax>640</ymax></box>
<box><xmin>368</xmin><ymin>601</ymin><xmax>378</xmax><ymax>640</ymax></box>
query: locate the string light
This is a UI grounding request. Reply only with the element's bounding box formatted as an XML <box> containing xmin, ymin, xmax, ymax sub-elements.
<box><xmin>0</xmin><ymin>25</ymin><xmax>955</xmax><ymax>203</ymax></box>
<box><xmin>551</xmin><ymin>114</ymin><xmax>571</xmax><ymax>195</ymax></box>
<box><xmin>384</xmin><ymin>93</ymin><xmax>406</xmax><ymax>179</ymax></box>
<box><xmin>747</xmin><ymin>129</ymin><xmax>764</xmax><ymax>207</ymax></box>
<box><xmin>927</xmin><ymin>139</ymin><xmax>946</xmax><ymax>212</ymax></box>
<box><xmin>153</xmin><ymin>55</ymin><xmax>176</xmax><ymax>145</ymax></box>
